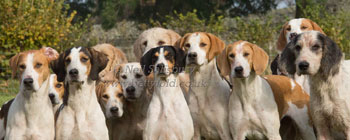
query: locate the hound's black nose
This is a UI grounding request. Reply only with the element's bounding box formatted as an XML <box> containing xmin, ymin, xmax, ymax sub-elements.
<box><xmin>69</xmin><ymin>69</ymin><xmax>79</xmax><ymax>76</ymax></box>
<box><xmin>126</xmin><ymin>86</ymin><xmax>136</xmax><ymax>93</ymax></box>
<box><xmin>110</xmin><ymin>107</ymin><xmax>119</xmax><ymax>113</ymax></box>
<box><xmin>234</xmin><ymin>66</ymin><xmax>244</xmax><ymax>74</ymax></box>
<box><xmin>23</xmin><ymin>78</ymin><xmax>34</xmax><ymax>86</ymax></box>
<box><xmin>156</xmin><ymin>63</ymin><xmax>165</xmax><ymax>71</ymax></box>
<box><xmin>188</xmin><ymin>52</ymin><xmax>197</xmax><ymax>59</ymax></box>
<box><xmin>298</xmin><ymin>61</ymin><xmax>309</xmax><ymax>71</ymax></box>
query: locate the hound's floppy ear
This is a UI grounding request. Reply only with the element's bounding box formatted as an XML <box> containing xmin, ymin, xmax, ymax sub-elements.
<box><xmin>174</xmin><ymin>33</ymin><xmax>191</xmax><ymax>50</ymax></box>
<box><xmin>249</xmin><ymin>43</ymin><xmax>269</xmax><ymax>75</ymax></box>
<box><xmin>307</xmin><ymin>19</ymin><xmax>325</xmax><ymax>35</ymax></box>
<box><xmin>50</xmin><ymin>52</ymin><xmax>66</xmax><ymax>82</ymax></box>
<box><xmin>133</xmin><ymin>36</ymin><xmax>145</xmax><ymax>61</ymax></box>
<box><xmin>279</xmin><ymin>41</ymin><xmax>297</xmax><ymax>75</ymax></box>
<box><xmin>206</xmin><ymin>33</ymin><xmax>225</xmax><ymax>61</ymax></box>
<box><xmin>88</xmin><ymin>48</ymin><xmax>109</xmax><ymax>81</ymax></box>
<box><xmin>140</xmin><ymin>48</ymin><xmax>155</xmax><ymax>76</ymax></box>
<box><xmin>40</xmin><ymin>47</ymin><xmax>59</xmax><ymax>61</ymax></box>
<box><xmin>171</xmin><ymin>46</ymin><xmax>186</xmax><ymax>74</ymax></box>
<box><xmin>9</xmin><ymin>53</ymin><xmax>21</xmax><ymax>79</ymax></box>
<box><xmin>319</xmin><ymin>34</ymin><xmax>342</xmax><ymax>77</ymax></box>
<box><xmin>216</xmin><ymin>46</ymin><xmax>230</xmax><ymax>77</ymax></box>
<box><xmin>277</xmin><ymin>22</ymin><xmax>288</xmax><ymax>52</ymax></box>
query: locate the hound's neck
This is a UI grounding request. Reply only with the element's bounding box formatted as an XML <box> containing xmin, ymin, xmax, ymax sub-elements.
<box><xmin>232</xmin><ymin>73</ymin><xmax>263</xmax><ymax>103</ymax></box>
<box><xmin>154</xmin><ymin>74</ymin><xmax>181</xmax><ymax>100</ymax></box>
<box><xmin>67</xmin><ymin>79</ymin><xmax>97</xmax><ymax>111</ymax></box>
<box><xmin>125</xmin><ymin>88</ymin><xmax>149</xmax><ymax>117</ymax></box>
<box><xmin>190</xmin><ymin>59</ymin><xmax>225</xmax><ymax>90</ymax></box>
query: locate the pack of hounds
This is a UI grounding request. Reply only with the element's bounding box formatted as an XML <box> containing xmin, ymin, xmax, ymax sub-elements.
<box><xmin>0</xmin><ymin>18</ymin><xmax>349</xmax><ymax>140</ymax></box>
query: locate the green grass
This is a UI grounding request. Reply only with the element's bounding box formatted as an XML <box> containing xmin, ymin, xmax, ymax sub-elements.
<box><xmin>0</xmin><ymin>79</ymin><xmax>18</xmax><ymax>105</ymax></box>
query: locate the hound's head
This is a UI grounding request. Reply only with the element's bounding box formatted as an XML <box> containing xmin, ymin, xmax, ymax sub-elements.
<box><xmin>175</xmin><ymin>32</ymin><xmax>225</xmax><ymax>67</ymax></box>
<box><xmin>9</xmin><ymin>47</ymin><xmax>59</xmax><ymax>92</ymax></box>
<box><xmin>96</xmin><ymin>81</ymin><xmax>124</xmax><ymax>118</ymax></box>
<box><xmin>279</xmin><ymin>31</ymin><xmax>342</xmax><ymax>77</ymax></box>
<box><xmin>134</xmin><ymin>27</ymin><xmax>181</xmax><ymax>60</ymax></box>
<box><xmin>277</xmin><ymin>18</ymin><xmax>325</xmax><ymax>52</ymax></box>
<box><xmin>217</xmin><ymin>41</ymin><xmax>269</xmax><ymax>79</ymax></box>
<box><xmin>140</xmin><ymin>46</ymin><xmax>186</xmax><ymax>79</ymax></box>
<box><xmin>50</xmin><ymin>47</ymin><xmax>108</xmax><ymax>84</ymax></box>
<box><xmin>48</xmin><ymin>74</ymin><xmax>64</xmax><ymax>105</ymax></box>
<box><xmin>115</xmin><ymin>62</ymin><xmax>146</xmax><ymax>101</ymax></box>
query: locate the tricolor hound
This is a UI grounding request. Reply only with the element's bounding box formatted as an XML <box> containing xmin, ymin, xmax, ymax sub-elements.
<box><xmin>141</xmin><ymin>46</ymin><xmax>194</xmax><ymax>140</ymax></box>
<box><xmin>51</xmin><ymin>47</ymin><xmax>109</xmax><ymax>140</ymax></box>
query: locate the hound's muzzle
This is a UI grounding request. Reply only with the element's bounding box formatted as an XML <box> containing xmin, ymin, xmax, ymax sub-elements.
<box><xmin>125</xmin><ymin>86</ymin><xmax>136</xmax><ymax>100</ymax></box>
<box><xmin>298</xmin><ymin>61</ymin><xmax>310</xmax><ymax>74</ymax></box>
<box><xmin>69</xmin><ymin>69</ymin><xmax>79</xmax><ymax>81</ymax></box>
<box><xmin>187</xmin><ymin>52</ymin><xmax>198</xmax><ymax>65</ymax></box>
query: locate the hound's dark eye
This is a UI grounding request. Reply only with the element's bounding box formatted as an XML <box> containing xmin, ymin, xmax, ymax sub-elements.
<box><xmin>165</xmin><ymin>54</ymin><xmax>172</xmax><ymax>59</ymax></box>
<box><xmin>55</xmin><ymin>83</ymin><xmax>62</xmax><ymax>88</ymax></box>
<box><xmin>295</xmin><ymin>45</ymin><xmax>302</xmax><ymax>51</ymax></box>
<box><xmin>65</xmin><ymin>59</ymin><xmax>71</xmax><ymax>64</ymax></box>
<box><xmin>301</xmin><ymin>26</ymin><xmax>307</xmax><ymax>30</ymax></box>
<box><xmin>200</xmin><ymin>43</ymin><xmax>207</xmax><ymax>47</ymax></box>
<box><xmin>117</xmin><ymin>93</ymin><xmax>123</xmax><ymax>98</ymax></box>
<box><xmin>286</xmin><ymin>27</ymin><xmax>291</xmax><ymax>31</ymax></box>
<box><xmin>143</xmin><ymin>41</ymin><xmax>147</xmax><ymax>46</ymax></box>
<box><xmin>243</xmin><ymin>53</ymin><xmax>249</xmax><ymax>57</ymax></box>
<box><xmin>35</xmin><ymin>63</ymin><xmax>42</xmax><ymax>68</ymax></box>
<box><xmin>19</xmin><ymin>64</ymin><xmax>26</xmax><ymax>69</ymax></box>
<box><xmin>158</xmin><ymin>41</ymin><xmax>165</xmax><ymax>45</ymax></box>
<box><xmin>103</xmin><ymin>94</ymin><xmax>109</xmax><ymax>99</ymax></box>
<box><xmin>81</xmin><ymin>57</ymin><xmax>88</xmax><ymax>62</ymax></box>
<box><xmin>312</xmin><ymin>45</ymin><xmax>320</xmax><ymax>51</ymax></box>
<box><xmin>135</xmin><ymin>73</ymin><xmax>142</xmax><ymax>78</ymax></box>
<box><xmin>229</xmin><ymin>54</ymin><xmax>235</xmax><ymax>58</ymax></box>
<box><xmin>185</xmin><ymin>44</ymin><xmax>190</xmax><ymax>48</ymax></box>
<box><xmin>121</xmin><ymin>75</ymin><xmax>127</xmax><ymax>79</ymax></box>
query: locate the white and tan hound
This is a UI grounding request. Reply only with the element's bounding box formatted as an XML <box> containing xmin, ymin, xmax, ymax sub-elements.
<box><xmin>176</xmin><ymin>32</ymin><xmax>231</xmax><ymax>139</ymax></box>
<box><xmin>5</xmin><ymin>47</ymin><xmax>58</xmax><ymax>140</ymax></box>
<box><xmin>217</xmin><ymin>41</ymin><xmax>315</xmax><ymax>140</ymax></box>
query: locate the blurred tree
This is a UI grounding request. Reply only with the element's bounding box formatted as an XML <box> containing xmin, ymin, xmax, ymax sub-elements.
<box><xmin>224</xmin><ymin>0</ymin><xmax>278</xmax><ymax>17</ymax></box>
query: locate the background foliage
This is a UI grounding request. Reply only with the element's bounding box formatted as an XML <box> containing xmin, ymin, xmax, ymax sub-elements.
<box><xmin>0</xmin><ymin>0</ymin><xmax>88</xmax><ymax>78</ymax></box>
<box><xmin>1</xmin><ymin>0</ymin><xmax>350</xmax><ymax>100</ymax></box>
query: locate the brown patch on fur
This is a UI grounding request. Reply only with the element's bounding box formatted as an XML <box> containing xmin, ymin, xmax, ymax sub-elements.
<box><xmin>264</xmin><ymin>75</ymin><xmax>310</xmax><ymax>119</ymax></box>
<box><xmin>53</xmin><ymin>75</ymin><xmax>65</xmax><ymax>100</ymax></box>
<box><xmin>246</xmin><ymin>42</ymin><xmax>269</xmax><ymax>75</ymax></box>
<box><xmin>80</xmin><ymin>52</ymin><xmax>92</xmax><ymax>76</ymax></box>
<box><xmin>154</xmin><ymin>52</ymin><xmax>159</xmax><ymax>57</ymax></box>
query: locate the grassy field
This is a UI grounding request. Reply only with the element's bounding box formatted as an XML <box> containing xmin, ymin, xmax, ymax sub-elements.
<box><xmin>0</xmin><ymin>79</ymin><xmax>18</xmax><ymax>105</ymax></box>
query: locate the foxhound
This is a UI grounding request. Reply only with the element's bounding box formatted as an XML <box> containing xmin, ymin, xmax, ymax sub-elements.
<box><xmin>176</xmin><ymin>32</ymin><xmax>231</xmax><ymax>139</ymax></box>
<box><xmin>5</xmin><ymin>47</ymin><xmax>58</xmax><ymax>140</ymax></box>
<box><xmin>271</xmin><ymin>18</ymin><xmax>325</xmax><ymax>94</ymax></box>
<box><xmin>141</xmin><ymin>46</ymin><xmax>194</xmax><ymax>140</ymax></box>
<box><xmin>0</xmin><ymin>73</ymin><xmax>64</xmax><ymax>139</ymax></box>
<box><xmin>217</xmin><ymin>41</ymin><xmax>315</xmax><ymax>140</ymax></box>
<box><xmin>280</xmin><ymin>31</ymin><xmax>350</xmax><ymax>140</ymax></box>
<box><xmin>51</xmin><ymin>46</ymin><xmax>109</xmax><ymax>140</ymax></box>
